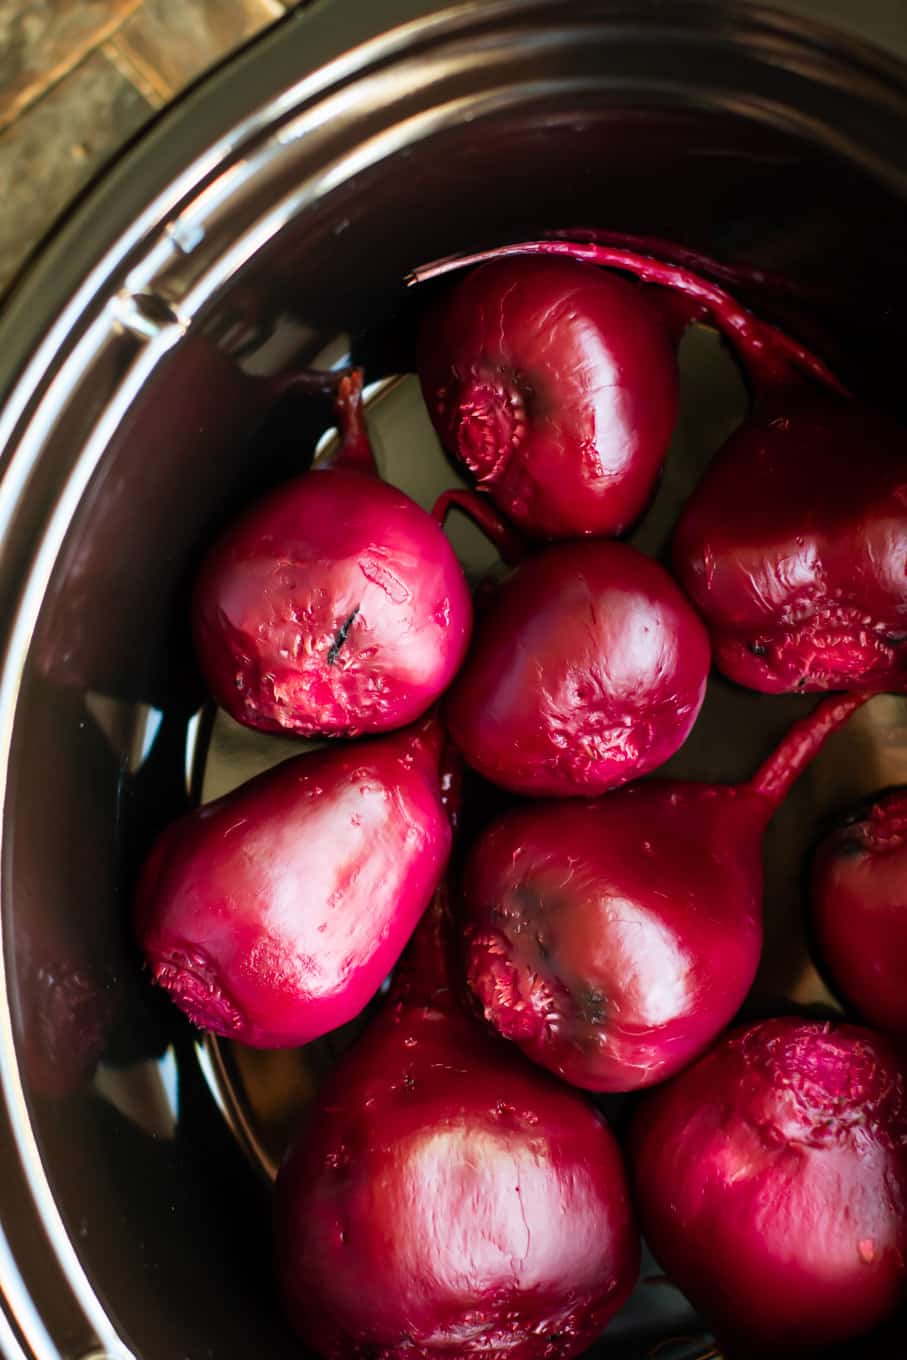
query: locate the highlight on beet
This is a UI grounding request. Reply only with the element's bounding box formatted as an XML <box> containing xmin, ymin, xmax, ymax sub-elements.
<box><xmin>461</xmin><ymin>694</ymin><xmax>864</xmax><ymax>1091</ymax></box>
<box><xmin>192</xmin><ymin>368</ymin><xmax>472</xmax><ymax>738</ymax></box>
<box><xmin>273</xmin><ymin>890</ymin><xmax>640</xmax><ymax>1360</ymax></box>
<box><xmin>630</xmin><ymin>1017</ymin><xmax>907</xmax><ymax>1358</ymax></box>
<box><xmin>810</xmin><ymin>786</ymin><xmax>907</xmax><ymax>1035</ymax></box>
<box><xmin>443</xmin><ymin>537</ymin><xmax>711</xmax><ymax>798</ymax></box>
<box><xmin>133</xmin><ymin>716</ymin><xmax>452</xmax><ymax>1048</ymax></box>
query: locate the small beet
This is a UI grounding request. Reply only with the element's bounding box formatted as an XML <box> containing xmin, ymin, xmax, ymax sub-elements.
<box><xmin>811</xmin><ymin>787</ymin><xmax>907</xmax><ymax>1035</ymax></box>
<box><xmin>273</xmin><ymin>892</ymin><xmax>640</xmax><ymax>1360</ymax></box>
<box><xmin>134</xmin><ymin>717</ymin><xmax>451</xmax><ymax>1047</ymax></box>
<box><xmin>192</xmin><ymin>370</ymin><xmax>472</xmax><ymax>738</ymax></box>
<box><xmin>418</xmin><ymin>255</ymin><xmax>679</xmax><ymax>539</ymax></box>
<box><xmin>674</xmin><ymin>398</ymin><xmax>907</xmax><ymax>694</ymax></box>
<box><xmin>630</xmin><ymin>1018</ymin><xmax>907</xmax><ymax>1357</ymax></box>
<box><xmin>462</xmin><ymin>694</ymin><xmax>863</xmax><ymax>1091</ymax></box>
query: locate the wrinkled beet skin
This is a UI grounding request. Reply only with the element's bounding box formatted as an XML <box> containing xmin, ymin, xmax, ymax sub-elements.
<box><xmin>812</xmin><ymin>789</ymin><xmax>907</xmax><ymax>1034</ymax></box>
<box><xmin>673</xmin><ymin>397</ymin><xmax>907</xmax><ymax>694</ymax></box>
<box><xmin>445</xmin><ymin>540</ymin><xmax>710</xmax><ymax>797</ymax></box>
<box><xmin>631</xmin><ymin>1019</ymin><xmax>907</xmax><ymax>1358</ymax></box>
<box><xmin>419</xmin><ymin>256</ymin><xmax>679</xmax><ymax>540</ymax></box>
<box><xmin>134</xmin><ymin>723</ymin><xmax>451</xmax><ymax>1047</ymax></box>
<box><xmin>462</xmin><ymin>785</ymin><xmax>764</xmax><ymax>1091</ymax></box>
<box><xmin>192</xmin><ymin>467</ymin><xmax>472</xmax><ymax>737</ymax></box>
<box><xmin>274</xmin><ymin>903</ymin><xmax>639</xmax><ymax>1360</ymax></box>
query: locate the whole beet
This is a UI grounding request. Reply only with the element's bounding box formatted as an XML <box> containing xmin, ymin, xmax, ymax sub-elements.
<box><xmin>192</xmin><ymin>371</ymin><xmax>472</xmax><ymax>737</ymax></box>
<box><xmin>673</xmin><ymin>398</ymin><xmax>907</xmax><ymax>693</ymax></box>
<box><xmin>444</xmin><ymin>538</ymin><xmax>710</xmax><ymax>798</ymax></box>
<box><xmin>811</xmin><ymin>787</ymin><xmax>907</xmax><ymax>1035</ymax></box>
<box><xmin>463</xmin><ymin>694</ymin><xmax>863</xmax><ymax>1091</ymax></box>
<box><xmin>274</xmin><ymin>893</ymin><xmax>639</xmax><ymax>1360</ymax></box>
<box><xmin>134</xmin><ymin>717</ymin><xmax>451</xmax><ymax>1047</ymax></box>
<box><xmin>418</xmin><ymin>255</ymin><xmax>679</xmax><ymax>540</ymax></box>
<box><xmin>630</xmin><ymin>1018</ymin><xmax>907</xmax><ymax>1357</ymax></box>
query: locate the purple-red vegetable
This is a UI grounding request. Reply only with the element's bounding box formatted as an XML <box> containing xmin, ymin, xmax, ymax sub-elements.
<box><xmin>133</xmin><ymin>716</ymin><xmax>451</xmax><ymax>1048</ymax></box>
<box><xmin>418</xmin><ymin>255</ymin><xmax>679</xmax><ymax>539</ymax></box>
<box><xmin>274</xmin><ymin>890</ymin><xmax>639</xmax><ymax>1360</ymax></box>
<box><xmin>410</xmin><ymin>238</ymin><xmax>842</xmax><ymax>545</ymax></box>
<box><xmin>443</xmin><ymin>536</ymin><xmax>710</xmax><ymax>797</ymax></box>
<box><xmin>630</xmin><ymin>1018</ymin><xmax>907</xmax><ymax>1357</ymax></box>
<box><xmin>192</xmin><ymin>370</ymin><xmax>472</xmax><ymax>738</ymax></box>
<box><xmin>462</xmin><ymin>694</ymin><xmax>863</xmax><ymax>1091</ymax></box>
<box><xmin>811</xmin><ymin>787</ymin><xmax>907</xmax><ymax>1035</ymax></box>
<box><xmin>673</xmin><ymin>397</ymin><xmax>907</xmax><ymax>693</ymax></box>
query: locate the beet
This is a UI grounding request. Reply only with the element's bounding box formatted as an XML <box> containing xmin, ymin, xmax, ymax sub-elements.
<box><xmin>418</xmin><ymin>255</ymin><xmax>679</xmax><ymax>539</ymax></box>
<box><xmin>630</xmin><ymin>1018</ymin><xmax>907</xmax><ymax>1357</ymax></box>
<box><xmin>462</xmin><ymin>694</ymin><xmax>863</xmax><ymax>1091</ymax></box>
<box><xmin>443</xmin><ymin>536</ymin><xmax>710</xmax><ymax>797</ymax></box>
<box><xmin>273</xmin><ymin>891</ymin><xmax>639</xmax><ymax>1360</ymax></box>
<box><xmin>133</xmin><ymin>717</ymin><xmax>451</xmax><ymax>1047</ymax></box>
<box><xmin>673</xmin><ymin>397</ymin><xmax>907</xmax><ymax>693</ymax></box>
<box><xmin>192</xmin><ymin>370</ymin><xmax>472</xmax><ymax>737</ymax></box>
<box><xmin>811</xmin><ymin>787</ymin><xmax>907</xmax><ymax>1035</ymax></box>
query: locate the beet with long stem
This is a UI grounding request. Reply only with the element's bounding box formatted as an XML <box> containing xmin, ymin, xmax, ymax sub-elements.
<box><xmin>810</xmin><ymin>786</ymin><xmax>907</xmax><ymax>1035</ymax></box>
<box><xmin>134</xmin><ymin>715</ymin><xmax>452</xmax><ymax>1048</ymax></box>
<box><xmin>192</xmin><ymin>369</ymin><xmax>472</xmax><ymax>738</ymax></box>
<box><xmin>630</xmin><ymin>1017</ymin><xmax>907</xmax><ymax>1357</ymax></box>
<box><xmin>461</xmin><ymin>694</ymin><xmax>864</xmax><ymax>1092</ymax></box>
<box><xmin>273</xmin><ymin>889</ymin><xmax>640</xmax><ymax>1360</ymax></box>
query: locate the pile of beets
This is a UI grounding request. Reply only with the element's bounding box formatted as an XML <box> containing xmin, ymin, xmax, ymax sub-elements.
<box><xmin>135</xmin><ymin>234</ymin><xmax>907</xmax><ymax>1360</ymax></box>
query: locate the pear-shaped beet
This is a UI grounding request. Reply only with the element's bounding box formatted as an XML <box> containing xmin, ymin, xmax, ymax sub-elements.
<box><xmin>811</xmin><ymin>787</ymin><xmax>907</xmax><ymax>1035</ymax></box>
<box><xmin>673</xmin><ymin>398</ymin><xmax>907</xmax><ymax>693</ymax></box>
<box><xmin>462</xmin><ymin>694</ymin><xmax>863</xmax><ymax>1091</ymax></box>
<box><xmin>274</xmin><ymin>893</ymin><xmax>639</xmax><ymax>1360</ymax></box>
<box><xmin>134</xmin><ymin>718</ymin><xmax>451</xmax><ymax>1047</ymax></box>
<box><xmin>630</xmin><ymin>1018</ymin><xmax>907</xmax><ymax>1357</ymax></box>
<box><xmin>445</xmin><ymin>539</ymin><xmax>710</xmax><ymax>798</ymax></box>
<box><xmin>192</xmin><ymin>371</ymin><xmax>472</xmax><ymax>737</ymax></box>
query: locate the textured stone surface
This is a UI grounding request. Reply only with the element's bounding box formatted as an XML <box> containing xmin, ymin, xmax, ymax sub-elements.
<box><xmin>0</xmin><ymin>49</ymin><xmax>154</xmax><ymax>296</ymax></box>
<box><xmin>108</xmin><ymin>0</ymin><xmax>285</xmax><ymax>98</ymax></box>
<box><xmin>0</xmin><ymin>0</ymin><xmax>142</xmax><ymax>130</ymax></box>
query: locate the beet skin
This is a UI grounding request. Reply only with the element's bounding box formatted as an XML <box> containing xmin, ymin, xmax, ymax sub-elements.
<box><xmin>630</xmin><ymin>1018</ymin><xmax>907</xmax><ymax>1357</ymax></box>
<box><xmin>811</xmin><ymin>787</ymin><xmax>907</xmax><ymax>1035</ymax></box>
<box><xmin>134</xmin><ymin>718</ymin><xmax>451</xmax><ymax>1047</ymax></box>
<box><xmin>462</xmin><ymin>695</ymin><xmax>863</xmax><ymax>1091</ymax></box>
<box><xmin>274</xmin><ymin>896</ymin><xmax>639</xmax><ymax>1360</ymax></box>
<box><xmin>445</xmin><ymin>539</ymin><xmax>710</xmax><ymax>798</ymax></box>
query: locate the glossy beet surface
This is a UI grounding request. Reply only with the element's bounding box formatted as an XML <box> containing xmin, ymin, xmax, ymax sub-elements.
<box><xmin>445</xmin><ymin>539</ymin><xmax>710</xmax><ymax>797</ymax></box>
<box><xmin>811</xmin><ymin>788</ymin><xmax>907</xmax><ymax>1034</ymax></box>
<box><xmin>192</xmin><ymin>373</ymin><xmax>472</xmax><ymax>737</ymax></box>
<box><xmin>630</xmin><ymin>1018</ymin><xmax>907</xmax><ymax>1357</ymax></box>
<box><xmin>274</xmin><ymin>895</ymin><xmax>639</xmax><ymax>1360</ymax></box>
<box><xmin>462</xmin><ymin>695</ymin><xmax>863</xmax><ymax>1091</ymax></box>
<box><xmin>418</xmin><ymin>255</ymin><xmax>679</xmax><ymax>540</ymax></box>
<box><xmin>134</xmin><ymin>719</ymin><xmax>451</xmax><ymax>1047</ymax></box>
<box><xmin>674</xmin><ymin>398</ymin><xmax>907</xmax><ymax>694</ymax></box>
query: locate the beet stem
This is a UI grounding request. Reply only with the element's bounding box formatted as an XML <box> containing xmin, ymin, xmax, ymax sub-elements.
<box><xmin>431</xmin><ymin>487</ymin><xmax>526</xmax><ymax>564</ymax></box>
<box><xmin>407</xmin><ymin>241</ymin><xmax>847</xmax><ymax>399</ymax></box>
<box><xmin>747</xmin><ymin>693</ymin><xmax>865</xmax><ymax>808</ymax></box>
<box><xmin>329</xmin><ymin>368</ymin><xmax>377</xmax><ymax>474</ymax></box>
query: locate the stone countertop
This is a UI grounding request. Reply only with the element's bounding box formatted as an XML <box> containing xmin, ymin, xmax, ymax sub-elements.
<box><xmin>0</xmin><ymin>0</ymin><xmax>304</xmax><ymax>298</ymax></box>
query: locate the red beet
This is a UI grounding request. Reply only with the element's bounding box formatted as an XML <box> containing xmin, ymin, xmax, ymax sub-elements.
<box><xmin>192</xmin><ymin>370</ymin><xmax>472</xmax><ymax>738</ymax></box>
<box><xmin>274</xmin><ymin>892</ymin><xmax>639</xmax><ymax>1360</ymax></box>
<box><xmin>133</xmin><ymin>717</ymin><xmax>451</xmax><ymax>1047</ymax></box>
<box><xmin>462</xmin><ymin>694</ymin><xmax>863</xmax><ymax>1091</ymax></box>
<box><xmin>630</xmin><ymin>1018</ymin><xmax>907</xmax><ymax>1357</ymax></box>
<box><xmin>418</xmin><ymin>255</ymin><xmax>679</xmax><ymax>539</ymax></box>
<box><xmin>811</xmin><ymin>787</ymin><xmax>907</xmax><ymax>1035</ymax></box>
<box><xmin>674</xmin><ymin>397</ymin><xmax>907</xmax><ymax>693</ymax></box>
<box><xmin>444</xmin><ymin>538</ymin><xmax>710</xmax><ymax>797</ymax></box>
